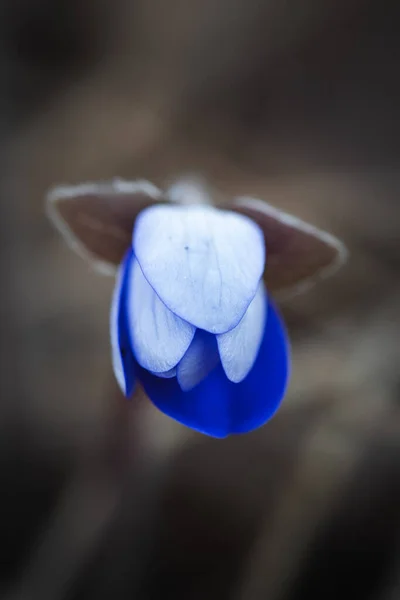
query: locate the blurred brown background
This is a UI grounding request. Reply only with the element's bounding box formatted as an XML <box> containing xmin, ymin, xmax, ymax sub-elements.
<box><xmin>0</xmin><ymin>1</ymin><xmax>399</xmax><ymax>599</ymax></box>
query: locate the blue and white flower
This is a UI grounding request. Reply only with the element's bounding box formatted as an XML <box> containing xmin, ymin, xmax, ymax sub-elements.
<box><xmin>111</xmin><ymin>201</ymin><xmax>289</xmax><ymax>437</ymax></box>
<box><xmin>47</xmin><ymin>178</ymin><xmax>347</xmax><ymax>438</ymax></box>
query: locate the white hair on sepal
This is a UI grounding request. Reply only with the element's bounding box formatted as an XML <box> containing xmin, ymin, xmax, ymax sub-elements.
<box><xmin>46</xmin><ymin>179</ymin><xmax>162</xmax><ymax>275</ymax></box>
<box><xmin>232</xmin><ymin>196</ymin><xmax>349</xmax><ymax>299</ymax></box>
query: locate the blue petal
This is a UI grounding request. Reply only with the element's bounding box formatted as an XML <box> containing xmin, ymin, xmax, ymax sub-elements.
<box><xmin>139</xmin><ymin>364</ymin><xmax>230</xmax><ymax>438</ymax></box>
<box><xmin>133</xmin><ymin>204</ymin><xmax>265</xmax><ymax>334</ymax></box>
<box><xmin>139</xmin><ymin>299</ymin><xmax>289</xmax><ymax>437</ymax></box>
<box><xmin>177</xmin><ymin>330</ymin><xmax>220</xmax><ymax>391</ymax></box>
<box><xmin>126</xmin><ymin>257</ymin><xmax>196</xmax><ymax>373</ymax></box>
<box><xmin>227</xmin><ymin>299</ymin><xmax>290</xmax><ymax>434</ymax></box>
<box><xmin>217</xmin><ymin>282</ymin><xmax>267</xmax><ymax>383</ymax></box>
<box><xmin>110</xmin><ymin>250</ymin><xmax>136</xmax><ymax>396</ymax></box>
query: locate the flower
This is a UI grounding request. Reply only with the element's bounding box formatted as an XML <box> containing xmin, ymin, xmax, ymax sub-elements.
<box><xmin>110</xmin><ymin>201</ymin><xmax>289</xmax><ymax>437</ymax></box>
<box><xmin>47</xmin><ymin>178</ymin><xmax>347</xmax><ymax>438</ymax></box>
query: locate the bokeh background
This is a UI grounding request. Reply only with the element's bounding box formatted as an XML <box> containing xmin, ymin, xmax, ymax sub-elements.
<box><xmin>0</xmin><ymin>1</ymin><xmax>399</xmax><ymax>599</ymax></box>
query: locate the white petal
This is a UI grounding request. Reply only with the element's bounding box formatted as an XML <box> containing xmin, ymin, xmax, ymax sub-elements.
<box><xmin>166</xmin><ymin>178</ymin><xmax>212</xmax><ymax>205</ymax></box>
<box><xmin>177</xmin><ymin>330</ymin><xmax>220</xmax><ymax>392</ymax></box>
<box><xmin>126</xmin><ymin>258</ymin><xmax>196</xmax><ymax>373</ymax></box>
<box><xmin>110</xmin><ymin>256</ymin><xmax>137</xmax><ymax>396</ymax></box>
<box><xmin>133</xmin><ymin>204</ymin><xmax>265</xmax><ymax>334</ymax></box>
<box><xmin>217</xmin><ymin>282</ymin><xmax>267</xmax><ymax>383</ymax></box>
<box><xmin>151</xmin><ymin>367</ymin><xmax>177</xmax><ymax>379</ymax></box>
<box><xmin>110</xmin><ymin>263</ymin><xmax>125</xmax><ymax>392</ymax></box>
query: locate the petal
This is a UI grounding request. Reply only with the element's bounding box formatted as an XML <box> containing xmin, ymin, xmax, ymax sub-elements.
<box><xmin>110</xmin><ymin>250</ymin><xmax>136</xmax><ymax>396</ymax></box>
<box><xmin>229</xmin><ymin>197</ymin><xmax>347</xmax><ymax>298</ymax></box>
<box><xmin>47</xmin><ymin>179</ymin><xmax>162</xmax><ymax>274</ymax></box>
<box><xmin>133</xmin><ymin>204</ymin><xmax>265</xmax><ymax>334</ymax></box>
<box><xmin>139</xmin><ymin>364</ymin><xmax>230</xmax><ymax>438</ymax></box>
<box><xmin>138</xmin><ymin>299</ymin><xmax>289</xmax><ymax>437</ymax></box>
<box><xmin>227</xmin><ymin>299</ymin><xmax>290</xmax><ymax>434</ymax></box>
<box><xmin>126</xmin><ymin>257</ymin><xmax>196</xmax><ymax>373</ymax></box>
<box><xmin>166</xmin><ymin>178</ymin><xmax>213</xmax><ymax>205</ymax></box>
<box><xmin>217</xmin><ymin>281</ymin><xmax>267</xmax><ymax>383</ymax></box>
<box><xmin>177</xmin><ymin>330</ymin><xmax>220</xmax><ymax>391</ymax></box>
<box><xmin>151</xmin><ymin>367</ymin><xmax>177</xmax><ymax>379</ymax></box>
